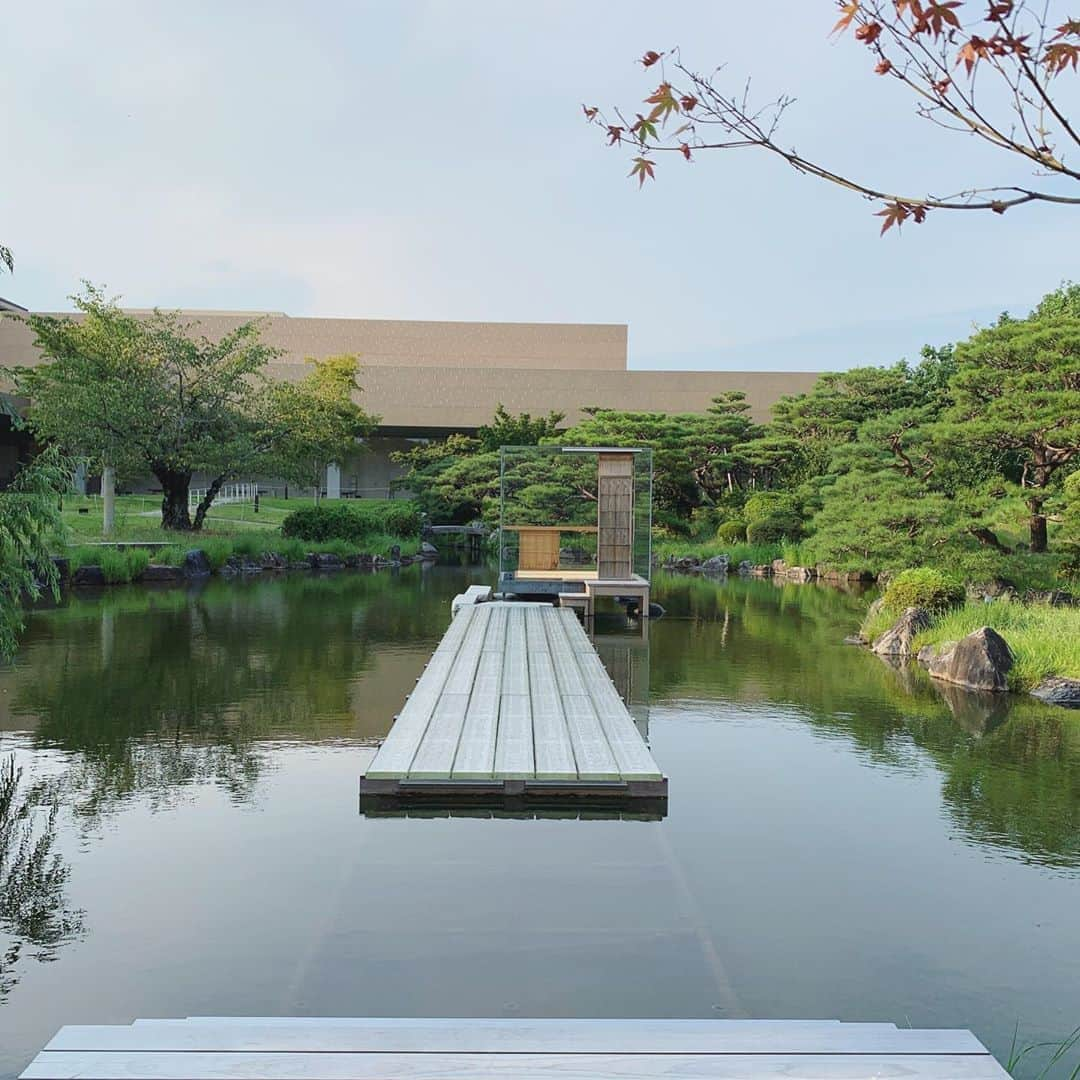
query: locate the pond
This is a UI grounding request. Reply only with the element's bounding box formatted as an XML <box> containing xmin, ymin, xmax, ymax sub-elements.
<box><xmin>0</xmin><ymin>566</ymin><xmax>1077</xmax><ymax>1077</ymax></box>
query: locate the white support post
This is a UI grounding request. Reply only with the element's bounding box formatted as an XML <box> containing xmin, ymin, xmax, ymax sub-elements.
<box><xmin>101</xmin><ymin>465</ymin><xmax>115</xmax><ymax>536</ymax></box>
<box><xmin>326</xmin><ymin>462</ymin><xmax>341</xmax><ymax>500</ymax></box>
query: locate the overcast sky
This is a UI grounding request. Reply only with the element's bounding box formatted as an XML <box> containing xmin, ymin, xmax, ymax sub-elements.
<box><xmin>3</xmin><ymin>1</ymin><xmax>1077</xmax><ymax>371</ymax></box>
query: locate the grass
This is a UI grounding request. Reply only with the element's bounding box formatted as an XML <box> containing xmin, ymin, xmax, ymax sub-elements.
<box><xmin>912</xmin><ymin>599</ymin><xmax>1080</xmax><ymax>690</ymax></box>
<box><xmin>862</xmin><ymin>596</ymin><xmax>1080</xmax><ymax>691</ymax></box>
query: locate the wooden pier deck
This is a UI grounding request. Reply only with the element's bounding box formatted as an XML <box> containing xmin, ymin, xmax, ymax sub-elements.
<box><xmin>22</xmin><ymin>1017</ymin><xmax>1009</xmax><ymax>1078</ymax></box>
<box><xmin>360</xmin><ymin>602</ymin><xmax>666</xmax><ymax>809</ymax></box>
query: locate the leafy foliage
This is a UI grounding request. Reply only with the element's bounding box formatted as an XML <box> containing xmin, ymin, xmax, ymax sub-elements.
<box><xmin>264</xmin><ymin>354</ymin><xmax>377</xmax><ymax>499</ymax></box>
<box><xmin>0</xmin><ymin>754</ymin><xmax>84</xmax><ymax>1001</ymax></box>
<box><xmin>11</xmin><ymin>287</ymin><xmax>373</xmax><ymax>532</ymax></box>
<box><xmin>881</xmin><ymin>567</ymin><xmax>965</xmax><ymax>612</ymax></box>
<box><xmin>0</xmin><ymin>446</ymin><xmax>71</xmax><ymax>659</ymax></box>
<box><xmin>281</xmin><ymin>501</ymin><xmax>420</xmax><ymax>543</ymax></box>
<box><xmin>715</xmin><ymin>519</ymin><xmax>747</xmax><ymax>543</ymax></box>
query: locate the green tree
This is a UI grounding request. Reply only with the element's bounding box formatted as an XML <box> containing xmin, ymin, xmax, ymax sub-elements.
<box><xmin>944</xmin><ymin>316</ymin><xmax>1080</xmax><ymax>552</ymax></box>
<box><xmin>476</xmin><ymin>404</ymin><xmax>564</xmax><ymax>451</ymax></box>
<box><xmin>265</xmin><ymin>354</ymin><xmax>377</xmax><ymax>502</ymax></box>
<box><xmin>13</xmin><ymin>287</ymin><xmax>282</xmax><ymax>531</ymax></box>
<box><xmin>0</xmin><ymin>446</ymin><xmax>70</xmax><ymax>659</ymax></box>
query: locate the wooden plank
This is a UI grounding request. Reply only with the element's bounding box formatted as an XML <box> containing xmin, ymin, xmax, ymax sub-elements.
<box><xmin>556</xmin><ymin>607</ymin><xmax>596</xmax><ymax>653</ymax></box>
<box><xmin>524</xmin><ymin>606</ymin><xmax>551</xmax><ymax>653</ymax></box>
<box><xmin>527</xmin><ymin>651</ymin><xmax>578</xmax><ymax>780</ymax></box>
<box><xmin>22</xmin><ymin>1051</ymin><xmax>1007</xmax><ymax>1079</ymax></box>
<box><xmin>451</xmin><ymin>610</ymin><xmax>506</xmax><ymax>779</ymax></box>
<box><xmin>364</xmin><ymin>621</ymin><xmax>469</xmax><ymax>779</ymax></box>
<box><xmin>560</xmin><ymin>694</ymin><xmax>620</xmax><ymax>780</ymax></box>
<box><xmin>441</xmin><ymin>606</ymin><xmax>489</xmax><ymax>695</ymax></box>
<box><xmin>493</xmin><ymin>693</ymin><xmax>534</xmax><ymax>778</ymax></box>
<box><xmin>407</xmin><ymin>695</ymin><xmax>471</xmax><ymax>779</ymax></box>
<box><xmin>544</xmin><ymin>617</ymin><xmax>589</xmax><ymax>697</ymax></box>
<box><xmin>501</xmin><ymin>609</ymin><xmax>529</xmax><ymax>696</ymax></box>
<box><xmin>574</xmin><ymin>651</ymin><xmax>662</xmax><ymax>781</ymax></box>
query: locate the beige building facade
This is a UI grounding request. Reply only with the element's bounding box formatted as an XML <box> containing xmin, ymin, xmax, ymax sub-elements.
<box><xmin>0</xmin><ymin>310</ymin><xmax>819</xmax><ymax>496</ymax></box>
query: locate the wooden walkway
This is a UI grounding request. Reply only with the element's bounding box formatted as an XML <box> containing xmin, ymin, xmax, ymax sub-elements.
<box><xmin>360</xmin><ymin>602</ymin><xmax>666</xmax><ymax>810</ymax></box>
<box><xmin>22</xmin><ymin>1017</ymin><xmax>1008</xmax><ymax>1078</ymax></box>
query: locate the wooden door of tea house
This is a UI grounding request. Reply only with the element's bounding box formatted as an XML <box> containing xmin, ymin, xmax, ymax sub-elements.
<box><xmin>597</xmin><ymin>453</ymin><xmax>634</xmax><ymax>579</ymax></box>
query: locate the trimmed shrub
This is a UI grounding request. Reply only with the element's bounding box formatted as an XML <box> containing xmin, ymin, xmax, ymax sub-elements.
<box><xmin>743</xmin><ymin>491</ymin><xmax>801</xmax><ymax>524</ymax></box>
<box><xmin>746</xmin><ymin>514</ymin><xmax>803</xmax><ymax>545</ymax></box>
<box><xmin>281</xmin><ymin>501</ymin><xmax>420</xmax><ymax>543</ymax></box>
<box><xmin>882</xmin><ymin>567</ymin><xmax>965</xmax><ymax>612</ymax></box>
<box><xmin>715</xmin><ymin>519</ymin><xmax>748</xmax><ymax>543</ymax></box>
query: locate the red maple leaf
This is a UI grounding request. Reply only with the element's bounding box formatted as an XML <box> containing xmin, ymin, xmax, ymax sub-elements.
<box><xmin>640</xmin><ymin>50</ymin><xmax>662</xmax><ymax>68</ymax></box>
<box><xmin>679</xmin><ymin>142</ymin><xmax>692</xmax><ymax>160</ymax></box>
<box><xmin>875</xmin><ymin>57</ymin><xmax>893</xmax><ymax>74</ymax></box>
<box><xmin>876</xmin><ymin>201</ymin><xmax>911</xmax><ymax>234</ymax></box>
<box><xmin>582</xmin><ymin>105</ymin><xmax>599</xmax><ymax>121</ymax></box>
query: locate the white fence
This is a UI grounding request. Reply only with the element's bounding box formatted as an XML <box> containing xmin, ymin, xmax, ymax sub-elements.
<box><xmin>189</xmin><ymin>481</ymin><xmax>257</xmax><ymax>509</ymax></box>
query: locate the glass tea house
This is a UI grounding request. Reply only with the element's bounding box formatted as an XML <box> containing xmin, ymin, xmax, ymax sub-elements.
<box><xmin>498</xmin><ymin>446</ymin><xmax>653</xmax><ymax>617</ymax></box>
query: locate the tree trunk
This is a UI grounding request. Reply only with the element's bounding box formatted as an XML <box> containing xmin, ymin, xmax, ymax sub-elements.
<box><xmin>101</xmin><ymin>465</ymin><xmax>116</xmax><ymax>537</ymax></box>
<box><xmin>192</xmin><ymin>474</ymin><xmax>228</xmax><ymax>531</ymax></box>
<box><xmin>1029</xmin><ymin>498</ymin><xmax>1048</xmax><ymax>553</ymax></box>
<box><xmin>157</xmin><ymin>469</ymin><xmax>193</xmax><ymax>531</ymax></box>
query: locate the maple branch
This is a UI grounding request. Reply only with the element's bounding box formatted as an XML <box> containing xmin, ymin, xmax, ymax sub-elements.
<box><xmin>587</xmin><ymin>1</ymin><xmax>1080</xmax><ymax>230</ymax></box>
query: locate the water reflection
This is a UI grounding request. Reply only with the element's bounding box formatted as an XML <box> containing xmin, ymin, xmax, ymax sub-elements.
<box><xmin>653</xmin><ymin>572</ymin><xmax>1080</xmax><ymax>870</ymax></box>
<box><xmin>0</xmin><ymin>566</ymin><xmax>1077</xmax><ymax>1080</ymax></box>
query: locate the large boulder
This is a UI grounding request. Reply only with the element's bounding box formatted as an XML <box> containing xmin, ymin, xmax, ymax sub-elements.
<box><xmin>141</xmin><ymin>564</ymin><xmax>184</xmax><ymax>583</ymax></box>
<box><xmin>786</xmin><ymin>566</ymin><xmax>816</xmax><ymax>582</ymax></box>
<box><xmin>1030</xmin><ymin>677</ymin><xmax>1080</xmax><ymax>709</ymax></box>
<box><xmin>927</xmin><ymin>626</ymin><xmax>1013</xmax><ymax>693</ymax></box>
<box><xmin>419</xmin><ymin>541</ymin><xmax>439</xmax><ymax>560</ymax></box>
<box><xmin>182</xmin><ymin>549</ymin><xmax>212</xmax><ymax>578</ymax></box>
<box><xmin>872</xmin><ymin>606</ymin><xmax>932</xmax><ymax>657</ymax></box>
<box><xmin>701</xmin><ymin>554</ymin><xmax>730</xmax><ymax>574</ymax></box>
<box><xmin>71</xmin><ymin>564</ymin><xmax>106</xmax><ymax>587</ymax></box>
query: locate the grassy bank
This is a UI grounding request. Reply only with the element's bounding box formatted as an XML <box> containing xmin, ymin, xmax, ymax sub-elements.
<box><xmin>653</xmin><ymin>537</ymin><xmax>783</xmax><ymax>567</ymax></box>
<box><xmin>911</xmin><ymin>601</ymin><xmax>1080</xmax><ymax>691</ymax></box>
<box><xmin>59</xmin><ymin>495</ymin><xmax>412</xmax><ymax>542</ymax></box>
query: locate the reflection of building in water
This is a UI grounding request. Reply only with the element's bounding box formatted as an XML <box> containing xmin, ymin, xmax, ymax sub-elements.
<box><xmin>594</xmin><ymin>629</ymin><xmax>651</xmax><ymax>741</ymax></box>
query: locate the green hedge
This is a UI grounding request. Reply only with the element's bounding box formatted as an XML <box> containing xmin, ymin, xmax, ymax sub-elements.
<box><xmin>882</xmin><ymin>567</ymin><xmax>965</xmax><ymax>612</ymax></box>
<box><xmin>281</xmin><ymin>501</ymin><xmax>420</xmax><ymax>543</ymax></box>
<box><xmin>715</xmin><ymin>519</ymin><xmax>748</xmax><ymax>543</ymax></box>
<box><xmin>746</xmin><ymin>513</ymin><xmax>802</xmax><ymax>544</ymax></box>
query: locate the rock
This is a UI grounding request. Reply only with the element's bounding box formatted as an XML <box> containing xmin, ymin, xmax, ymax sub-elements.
<box><xmin>288</xmin><ymin>559</ymin><xmax>312</xmax><ymax>571</ymax></box>
<box><xmin>966</xmin><ymin>579</ymin><xmax>1017</xmax><ymax>604</ymax></box>
<box><xmin>311</xmin><ymin>553</ymin><xmax>344</xmax><ymax>570</ymax></box>
<box><xmin>71</xmin><ymin>565</ymin><xmax>106</xmax><ymax>586</ymax></box>
<box><xmin>701</xmin><ymin>554</ymin><xmax>730</xmax><ymax>574</ymax></box>
<box><xmin>751</xmin><ymin>564</ymin><xmax>773</xmax><ymax>576</ymax></box>
<box><xmin>917</xmin><ymin>642</ymin><xmax>950</xmax><ymax>667</ymax></box>
<box><xmin>876</xmin><ymin>569</ymin><xmax>894</xmax><ymax>587</ymax></box>
<box><xmin>737</xmin><ymin>560</ymin><xmax>753</xmax><ymax>576</ymax></box>
<box><xmin>771</xmin><ymin>558</ymin><xmax>787</xmax><ymax>575</ymax></box>
<box><xmin>420</xmin><ymin>542</ymin><xmax>439</xmax><ymax>560</ymax></box>
<box><xmin>1030</xmin><ymin>677</ymin><xmax>1080</xmax><ymax>709</ymax></box>
<box><xmin>927</xmin><ymin>626</ymin><xmax>1013</xmax><ymax>693</ymax></box>
<box><xmin>260</xmin><ymin>552</ymin><xmax>288</xmax><ymax>571</ymax></box>
<box><xmin>390</xmin><ymin>544</ymin><xmax>401</xmax><ymax>562</ymax></box>
<box><xmin>933</xmin><ymin>681</ymin><xmax>1011</xmax><ymax>736</ymax></box>
<box><xmin>843</xmin><ymin>634</ymin><xmax>868</xmax><ymax>646</ymax></box>
<box><xmin>1022</xmin><ymin>588</ymin><xmax>1076</xmax><ymax>607</ymax></box>
<box><xmin>647</xmin><ymin>602</ymin><xmax>666</xmax><ymax>618</ymax></box>
<box><xmin>51</xmin><ymin>556</ymin><xmax>71</xmax><ymax>583</ymax></box>
<box><xmin>786</xmin><ymin>566</ymin><xmax>816</xmax><ymax>582</ymax></box>
<box><xmin>182</xmin><ymin>549</ymin><xmax>211</xmax><ymax>578</ymax></box>
<box><xmin>141</xmin><ymin>564</ymin><xmax>183</xmax><ymax>583</ymax></box>
<box><xmin>872</xmin><ymin>606</ymin><xmax>932</xmax><ymax>657</ymax></box>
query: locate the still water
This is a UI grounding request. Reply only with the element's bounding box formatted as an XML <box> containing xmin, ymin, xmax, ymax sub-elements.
<box><xmin>0</xmin><ymin>566</ymin><xmax>1077</xmax><ymax>1076</ymax></box>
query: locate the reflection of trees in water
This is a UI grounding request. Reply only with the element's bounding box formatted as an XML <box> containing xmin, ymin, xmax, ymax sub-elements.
<box><xmin>651</xmin><ymin>573</ymin><xmax>1080</xmax><ymax>870</ymax></box>
<box><xmin>0</xmin><ymin>755</ymin><xmax>84</xmax><ymax>1002</ymax></box>
<box><xmin>11</xmin><ymin>571</ymin><xmax>461</xmax><ymax>824</ymax></box>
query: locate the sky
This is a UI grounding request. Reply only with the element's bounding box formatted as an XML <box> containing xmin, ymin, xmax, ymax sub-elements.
<box><xmin>2</xmin><ymin>1</ymin><xmax>1078</xmax><ymax>372</ymax></box>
